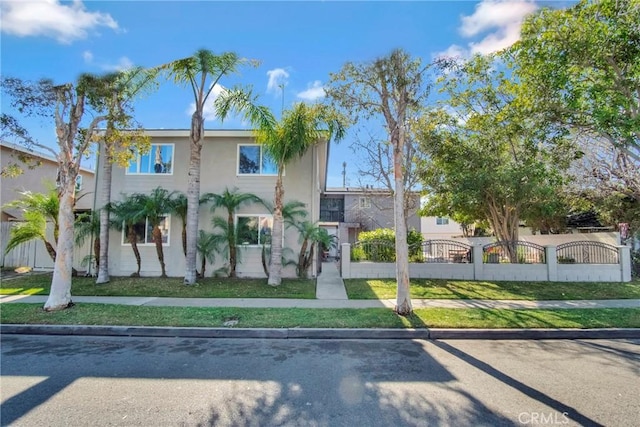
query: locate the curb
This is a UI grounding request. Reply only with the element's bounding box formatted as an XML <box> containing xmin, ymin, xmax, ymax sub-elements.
<box><xmin>2</xmin><ymin>324</ymin><xmax>640</xmax><ymax>340</ymax></box>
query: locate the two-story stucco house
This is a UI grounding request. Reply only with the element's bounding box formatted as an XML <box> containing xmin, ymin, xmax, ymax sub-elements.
<box><xmin>98</xmin><ymin>130</ymin><xmax>328</xmax><ymax>278</ymax></box>
<box><xmin>319</xmin><ymin>187</ymin><xmax>422</xmax><ymax>258</ymax></box>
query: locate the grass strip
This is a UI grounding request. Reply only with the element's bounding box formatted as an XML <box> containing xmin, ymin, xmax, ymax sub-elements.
<box><xmin>345</xmin><ymin>278</ymin><xmax>640</xmax><ymax>300</ymax></box>
<box><xmin>2</xmin><ymin>304</ymin><xmax>639</xmax><ymax>329</ymax></box>
<box><xmin>0</xmin><ymin>275</ymin><xmax>316</xmax><ymax>299</ymax></box>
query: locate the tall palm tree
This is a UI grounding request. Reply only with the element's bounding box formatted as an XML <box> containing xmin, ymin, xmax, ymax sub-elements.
<box><xmin>135</xmin><ymin>187</ymin><xmax>176</xmax><ymax>278</ymax></box>
<box><xmin>108</xmin><ymin>195</ymin><xmax>146</xmax><ymax>277</ymax></box>
<box><xmin>3</xmin><ymin>188</ymin><xmax>59</xmax><ymax>262</ymax></box>
<box><xmin>206</xmin><ymin>188</ymin><xmax>262</xmax><ymax>278</ymax></box>
<box><xmin>91</xmin><ymin>67</ymin><xmax>157</xmax><ymax>285</ymax></box>
<box><xmin>260</xmin><ymin>200</ymin><xmax>308</xmax><ymax>276</ymax></box>
<box><xmin>160</xmin><ymin>49</ymin><xmax>258</xmax><ymax>285</ymax></box>
<box><xmin>216</xmin><ymin>91</ymin><xmax>346</xmax><ymax>286</ymax></box>
<box><xmin>74</xmin><ymin>210</ymin><xmax>100</xmax><ymax>272</ymax></box>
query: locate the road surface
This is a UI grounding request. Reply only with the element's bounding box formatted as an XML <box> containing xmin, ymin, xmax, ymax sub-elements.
<box><xmin>1</xmin><ymin>335</ymin><xmax>638</xmax><ymax>426</ymax></box>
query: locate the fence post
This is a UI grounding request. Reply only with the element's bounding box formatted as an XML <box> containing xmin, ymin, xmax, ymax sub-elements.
<box><xmin>341</xmin><ymin>243</ymin><xmax>351</xmax><ymax>279</ymax></box>
<box><xmin>546</xmin><ymin>246</ymin><xmax>558</xmax><ymax>282</ymax></box>
<box><xmin>619</xmin><ymin>246</ymin><xmax>632</xmax><ymax>282</ymax></box>
<box><xmin>472</xmin><ymin>244</ymin><xmax>484</xmax><ymax>280</ymax></box>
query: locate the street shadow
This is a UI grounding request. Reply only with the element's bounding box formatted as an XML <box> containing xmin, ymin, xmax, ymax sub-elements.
<box><xmin>1</xmin><ymin>336</ymin><xmax>514</xmax><ymax>426</ymax></box>
<box><xmin>431</xmin><ymin>340</ymin><xmax>606</xmax><ymax>427</ymax></box>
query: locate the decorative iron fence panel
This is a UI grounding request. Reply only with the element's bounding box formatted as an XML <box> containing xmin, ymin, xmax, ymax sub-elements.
<box><xmin>556</xmin><ymin>241</ymin><xmax>619</xmax><ymax>264</ymax></box>
<box><xmin>483</xmin><ymin>241</ymin><xmax>546</xmax><ymax>264</ymax></box>
<box><xmin>414</xmin><ymin>240</ymin><xmax>473</xmax><ymax>264</ymax></box>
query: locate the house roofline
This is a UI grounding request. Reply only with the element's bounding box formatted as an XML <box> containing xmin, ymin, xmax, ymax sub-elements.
<box><xmin>1</xmin><ymin>140</ymin><xmax>95</xmax><ymax>174</ymax></box>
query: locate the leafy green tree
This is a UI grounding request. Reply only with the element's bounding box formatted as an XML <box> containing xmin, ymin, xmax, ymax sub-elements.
<box><xmin>515</xmin><ymin>0</ymin><xmax>640</xmax><ymax>204</ymax></box>
<box><xmin>160</xmin><ymin>49</ymin><xmax>257</xmax><ymax>285</ymax></box>
<box><xmin>216</xmin><ymin>92</ymin><xmax>345</xmax><ymax>286</ymax></box>
<box><xmin>108</xmin><ymin>195</ymin><xmax>146</xmax><ymax>277</ymax></box>
<box><xmin>3</xmin><ymin>188</ymin><xmax>59</xmax><ymax>262</ymax></box>
<box><xmin>135</xmin><ymin>187</ymin><xmax>176</xmax><ymax>278</ymax></box>
<box><xmin>206</xmin><ymin>188</ymin><xmax>263</xmax><ymax>278</ymax></box>
<box><xmin>417</xmin><ymin>55</ymin><xmax>569</xmax><ymax>261</ymax></box>
<box><xmin>2</xmin><ymin>75</ymin><xmax>118</xmax><ymax>310</ymax></box>
<box><xmin>325</xmin><ymin>49</ymin><xmax>430</xmax><ymax>315</ymax></box>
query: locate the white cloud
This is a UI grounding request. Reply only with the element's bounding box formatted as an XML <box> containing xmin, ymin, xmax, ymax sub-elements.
<box><xmin>296</xmin><ymin>80</ymin><xmax>325</xmax><ymax>101</ymax></box>
<box><xmin>433</xmin><ymin>44</ymin><xmax>468</xmax><ymax>61</ymax></box>
<box><xmin>436</xmin><ymin>0</ymin><xmax>537</xmax><ymax>58</ymax></box>
<box><xmin>83</xmin><ymin>50</ymin><xmax>93</xmax><ymax>63</ymax></box>
<box><xmin>102</xmin><ymin>56</ymin><xmax>134</xmax><ymax>71</ymax></box>
<box><xmin>266</xmin><ymin>68</ymin><xmax>289</xmax><ymax>94</ymax></box>
<box><xmin>186</xmin><ymin>84</ymin><xmax>226</xmax><ymax>121</ymax></box>
<box><xmin>0</xmin><ymin>0</ymin><xmax>119</xmax><ymax>44</ymax></box>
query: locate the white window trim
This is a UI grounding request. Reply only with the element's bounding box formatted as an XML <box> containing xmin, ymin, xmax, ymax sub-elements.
<box><xmin>436</xmin><ymin>217</ymin><xmax>449</xmax><ymax>226</ymax></box>
<box><xmin>235</xmin><ymin>214</ymin><xmax>280</xmax><ymax>247</ymax></box>
<box><xmin>236</xmin><ymin>143</ymin><xmax>280</xmax><ymax>176</ymax></box>
<box><xmin>359</xmin><ymin>197</ymin><xmax>371</xmax><ymax>209</ymax></box>
<box><xmin>121</xmin><ymin>215</ymin><xmax>171</xmax><ymax>246</ymax></box>
<box><xmin>126</xmin><ymin>143</ymin><xmax>175</xmax><ymax>176</ymax></box>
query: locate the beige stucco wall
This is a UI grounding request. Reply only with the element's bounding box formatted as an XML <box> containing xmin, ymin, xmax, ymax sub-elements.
<box><xmin>1</xmin><ymin>144</ymin><xmax>95</xmax><ymax>220</ymax></box>
<box><xmin>101</xmin><ymin>131</ymin><xmax>323</xmax><ymax>278</ymax></box>
<box><xmin>343</xmin><ymin>193</ymin><xmax>421</xmax><ymax>233</ymax></box>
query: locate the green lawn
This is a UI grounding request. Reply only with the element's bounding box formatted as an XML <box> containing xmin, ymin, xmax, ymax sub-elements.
<box><xmin>344</xmin><ymin>278</ymin><xmax>640</xmax><ymax>300</ymax></box>
<box><xmin>2</xmin><ymin>303</ymin><xmax>639</xmax><ymax>329</ymax></box>
<box><xmin>0</xmin><ymin>274</ymin><xmax>316</xmax><ymax>299</ymax></box>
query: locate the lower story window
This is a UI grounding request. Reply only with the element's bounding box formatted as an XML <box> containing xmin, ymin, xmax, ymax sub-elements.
<box><xmin>122</xmin><ymin>215</ymin><xmax>170</xmax><ymax>245</ymax></box>
<box><xmin>237</xmin><ymin>215</ymin><xmax>273</xmax><ymax>245</ymax></box>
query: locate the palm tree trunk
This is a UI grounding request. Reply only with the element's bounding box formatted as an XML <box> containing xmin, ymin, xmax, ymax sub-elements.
<box><xmin>96</xmin><ymin>152</ymin><xmax>113</xmax><ymax>284</ymax></box>
<box><xmin>43</xmin><ymin>240</ymin><xmax>57</xmax><ymax>262</ymax></box>
<box><xmin>44</xmin><ymin>179</ymin><xmax>75</xmax><ymax>311</ymax></box>
<box><xmin>184</xmin><ymin>114</ymin><xmax>203</xmax><ymax>285</ymax></box>
<box><xmin>228</xmin><ymin>211</ymin><xmax>237</xmax><ymax>278</ymax></box>
<box><xmin>153</xmin><ymin>225</ymin><xmax>167</xmax><ymax>277</ymax></box>
<box><xmin>298</xmin><ymin>238</ymin><xmax>309</xmax><ymax>278</ymax></box>
<box><xmin>128</xmin><ymin>227</ymin><xmax>142</xmax><ymax>277</ymax></box>
<box><xmin>93</xmin><ymin>236</ymin><xmax>100</xmax><ymax>269</ymax></box>
<box><xmin>182</xmin><ymin>224</ymin><xmax>187</xmax><ymax>257</ymax></box>
<box><xmin>268</xmin><ymin>171</ymin><xmax>285</xmax><ymax>286</ymax></box>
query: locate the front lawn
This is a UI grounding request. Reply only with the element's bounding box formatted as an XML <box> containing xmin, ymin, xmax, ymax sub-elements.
<box><xmin>2</xmin><ymin>303</ymin><xmax>639</xmax><ymax>329</ymax></box>
<box><xmin>344</xmin><ymin>278</ymin><xmax>640</xmax><ymax>300</ymax></box>
<box><xmin>0</xmin><ymin>274</ymin><xmax>316</xmax><ymax>299</ymax></box>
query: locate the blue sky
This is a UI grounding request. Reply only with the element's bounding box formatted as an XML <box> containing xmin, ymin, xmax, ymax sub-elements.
<box><xmin>1</xmin><ymin>0</ymin><xmax>551</xmax><ymax>187</ymax></box>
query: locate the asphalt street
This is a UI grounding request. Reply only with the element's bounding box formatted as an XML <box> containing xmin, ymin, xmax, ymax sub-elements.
<box><xmin>1</xmin><ymin>336</ymin><xmax>638</xmax><ymax>426</ymax></box>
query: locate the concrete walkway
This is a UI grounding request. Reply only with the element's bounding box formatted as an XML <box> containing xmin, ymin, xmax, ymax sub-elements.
<box><xmin>316</xmin><ymin>261</ymin><xmax>348</xmax><ymax>300</ymax></box>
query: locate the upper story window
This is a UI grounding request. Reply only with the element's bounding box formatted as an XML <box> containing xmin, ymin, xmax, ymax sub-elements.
<box><xmin>75</xmin><ymin>175</ymin><xmax>83</xmax><ymax>192</ymax></box>
<box><xmin>436</xmin><ymin>217</ymin><xmax>449</xmax><ymax>225</ymax></box>
<box><xmin>359</xmin><ymin>197</ymin><xmax>371</xmax><ymax>209</ymax></box>
<box><xmin>238</xmin><ymin>144</ymin><xmax>277</xmax><ymax>175</ymax></box>
<box><xmin>236</xmin><ymin>214</ymin><xmax>273</xmax><ymax>246</ymax></box>
<box><xmin>121</xmin><ymin>215</ymin><xmax>171</xmax><ymax>246</ymax></box>
<box><xmin>127</xmin><ymin>144</ymin><xmax>174</xmax><ymax>175</ymax></box>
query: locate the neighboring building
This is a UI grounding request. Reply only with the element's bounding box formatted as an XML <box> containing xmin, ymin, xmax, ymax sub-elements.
<box><xmin>1</xmin><ymin>141</ymin><xmax>96</xmax><ymax>221</ymax></box>
<box><xmin>420</xmin><ymin>216</ymin><xmax>466</xmax><ymax>240</ymax></box>
<box><xmin>1</xmin><ymin>141</ymin><xmax>96</xmax><ymax>270</ymax></box>
<box><xmin>319</xmin><ymin>187</ymin><xmax>421</xmax><ymax>257</ymax></box>
<box><xmin>97</xmin><ymin>130</ymin><xmax>329</xmax><ymax>278</ymax></box>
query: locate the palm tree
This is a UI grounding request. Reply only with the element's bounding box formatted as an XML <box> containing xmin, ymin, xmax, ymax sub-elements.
<box><xmin>171</xmin><ymin>192</ymin><xmax>215</xmax><ymax>257</ymax></box>
<box><xmin>108</xmin><ymin>195</ymin><xmax>146</xmax><ymax>277</ymax></box>
<box><xmin>196</xmin><ymin>230</ymin><xmax>221</xmax><ymax>278</ymax></box>
<box><xmin>91</xmin><ymin>67</ymin><xmax>157</xmax><ymax>285</ymax></box>
<box><xmin>160</xmin><ymin>49</ymin><xmax>258</xmax><ymax>285</ymax></box>
<box><xmin>295</xmin><ymin>221</ymin><xmax>332</xmax><ymax>279</ymax></box>
<box><xmin>135</xmin><ymin>187</ymin><xmax>176</xmax><ymax>278</ymax></box>
<box><xmin>3</xmin><ymin>188</ymin><xmax>59</xmax><ymax>262</ymax></box>
<box><xmin>260</xmin><ymin>200</ymin><xmax>308</xmax><ymax>276</ymax></box>
<box><xmin>206</xmin><ymin>188</ymin><xmax>262</xmax><ymax>278</ymax></box>
<box><xmin>74</xmin><ymin>210</ymin><xmax>100</xmax><ymax>272</ymax></box>
<box><xmin>216</xmin><ymin>91</ymin><xmax>346</xmax><ymax>285</ymax></box>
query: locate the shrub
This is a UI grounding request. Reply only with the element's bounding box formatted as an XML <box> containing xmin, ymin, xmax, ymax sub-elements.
<box><xmin>353</xmin><ymin>228</ymin><xmax>423</xmax><ymax>262</ymax></box>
